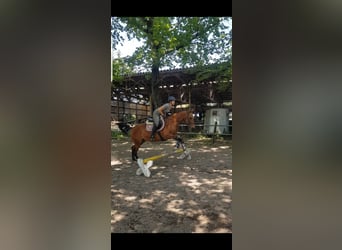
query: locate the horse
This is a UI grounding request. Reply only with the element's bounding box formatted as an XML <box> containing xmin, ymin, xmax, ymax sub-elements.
<box><xmin>130</xmin><ymin>110</ymin><xmax>195</xmax><ymax>161</ymax></box>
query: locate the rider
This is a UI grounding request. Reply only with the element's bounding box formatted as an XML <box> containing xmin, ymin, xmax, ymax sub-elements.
<box><xmin>150</xmin><ymin>96</ymin><xmax>176</xmax><ymax>141</ymax></box>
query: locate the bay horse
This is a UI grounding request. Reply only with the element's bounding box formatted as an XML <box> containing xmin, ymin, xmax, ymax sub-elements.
<box><xmin>130</xmin><ymin>110</ymin><xmax>195</xmax><ymax>161</ymax></box>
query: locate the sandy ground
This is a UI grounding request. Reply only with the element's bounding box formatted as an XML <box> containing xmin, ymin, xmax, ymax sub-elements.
<box><xmin>111</xmin><ymin>135</ymin><xmax>232</xmax><ymax>233</ymax></box>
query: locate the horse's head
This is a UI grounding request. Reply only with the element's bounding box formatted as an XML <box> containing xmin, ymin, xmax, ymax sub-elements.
<box><xmin>186</xmin><ymin>111</ymin><xmax>195</xmax><ymax>128</ymax></box>
<box><xmin>174</xmin><ymin>110</ymin><xmax>195</xmax><ymax>129</ymax></box>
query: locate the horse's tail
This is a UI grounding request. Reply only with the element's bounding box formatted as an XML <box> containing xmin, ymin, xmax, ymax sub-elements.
<box><xmin>117</xmin><ymin>122</ymin><xmax>133</xmax><ymax>135</ymax></box>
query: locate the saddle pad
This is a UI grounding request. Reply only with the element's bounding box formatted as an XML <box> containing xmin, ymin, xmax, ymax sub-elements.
<box><xmin>145</xmin><ymin>121</ymin><xmax>153</xmax><ymax>131</ymax></box>
<box><xmin>145</xmin><ymin>116</ymin><xmax>165</xmax><ymax>132</ymax></box>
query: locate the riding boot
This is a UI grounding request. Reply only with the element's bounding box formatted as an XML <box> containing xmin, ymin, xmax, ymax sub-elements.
<box><xmin>150</xmin><ymin>125</ymin><xmax>157</xmax><ymax>141</ymax></box>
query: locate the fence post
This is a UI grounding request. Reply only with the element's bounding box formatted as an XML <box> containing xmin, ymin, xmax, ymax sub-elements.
<box><xmin>212</xmin><ymin>121</ymin><xmax>218</xmax><ymax>144</ymax></box>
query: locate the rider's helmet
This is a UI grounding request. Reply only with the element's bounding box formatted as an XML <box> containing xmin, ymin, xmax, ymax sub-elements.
<box><xmin>168</xmin><ymin>96</ymin><xmax>176</xmax><ymax>102</ymax></box>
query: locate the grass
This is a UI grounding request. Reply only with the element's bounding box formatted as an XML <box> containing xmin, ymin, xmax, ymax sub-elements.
<box><xmin>111</xmin><ymin>130</ymin><xmax>127</xmax><ymax>140</ymax></box>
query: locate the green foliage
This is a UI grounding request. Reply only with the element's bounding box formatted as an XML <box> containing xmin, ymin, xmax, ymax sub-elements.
<box><xmin>217</xmin><ymin>62</ymin><xmax>232</xmax><ymax>92</ymax></box>
<box><xmin>111</xmin><ymin>17</ymin><xmax>232</xmax><ymax>71</ymax></box>
<box><xmin>111</xmin><ymin>130</ymin><xmax>126</xmax><ymax>139</ymax></box>
<box><xmin>112</xmin><ymin>57</ymin><xmax>132</xmax><ymax>85</ymax></box>
<box><xmin>111</xmin><ymin>17</ymin><xmax>125</xmax><ymax>50</ymax></box>
<box><xmin>188</xmin><ymin>61</ymin><xmax>232</xmax><ymax>93</ymax></box>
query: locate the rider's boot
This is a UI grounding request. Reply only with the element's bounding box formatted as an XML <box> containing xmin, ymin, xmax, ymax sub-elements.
<box><xmin>150</xmin><ymin>125</ymin><xmax>157</xmax><ymax>141</ymax></box>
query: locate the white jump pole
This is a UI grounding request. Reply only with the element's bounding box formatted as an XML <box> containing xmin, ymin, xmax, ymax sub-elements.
<box><xmin>136</xmin><ymin>148</ymin><xmax>191</xmax><ymax>177</ymax></box>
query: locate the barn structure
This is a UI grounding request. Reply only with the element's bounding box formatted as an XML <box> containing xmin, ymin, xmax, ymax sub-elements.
<box><xmin>111</xmin><ymin>62</ymin><xmax>232</xmax><ymax>134</ymax></box>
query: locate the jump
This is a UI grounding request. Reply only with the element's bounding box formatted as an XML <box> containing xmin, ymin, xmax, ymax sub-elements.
<box><xmin>136</xmin><ymin>147</ymin><xmax>192</xmax><ymax>177</ymax></box>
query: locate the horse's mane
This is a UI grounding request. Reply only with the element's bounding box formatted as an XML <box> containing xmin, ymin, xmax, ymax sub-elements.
<box><xmin>170</xmin><ymin>110</ymin><xmax>192</xmax><ymax>124</ymax></box>
<box><xmin>171</xmin><ymin>110</ymin><xmax>188</xmax><ymax>118</ymax></box>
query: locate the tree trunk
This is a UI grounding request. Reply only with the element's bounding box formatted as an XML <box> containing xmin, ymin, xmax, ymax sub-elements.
<box><xmin>150</xmin><ymin>63</ymin><xmax>161</xmax><ymax>115</ymax></box>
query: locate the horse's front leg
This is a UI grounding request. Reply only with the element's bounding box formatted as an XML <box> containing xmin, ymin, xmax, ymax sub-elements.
<box><xmin>174</xmin><ymin>135</ymin><xmax>191</xmax><ymax>160</ymax></box>
<box><xmin>175</xmin><ymin>135</ymin><xmax>186</xmax><ymax>150</ymax></box>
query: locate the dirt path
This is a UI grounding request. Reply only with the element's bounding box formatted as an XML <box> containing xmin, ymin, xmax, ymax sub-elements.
<box><xmin>111</xmin><ymin>136</ymin><xmax>232</xmax><ymax>233</ymax></box>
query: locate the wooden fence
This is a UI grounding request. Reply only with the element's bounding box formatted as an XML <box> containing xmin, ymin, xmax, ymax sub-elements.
<box><xmin>111</xmin><ymin>100</ymin><xmax>151</xmax><ymax>122</ymax></box>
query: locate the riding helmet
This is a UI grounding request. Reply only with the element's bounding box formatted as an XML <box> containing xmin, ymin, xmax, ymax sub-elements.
<box><xmin>168</xmin><ymin>96</ymin><xmax>176</xmax><ymax>101</ymax></box>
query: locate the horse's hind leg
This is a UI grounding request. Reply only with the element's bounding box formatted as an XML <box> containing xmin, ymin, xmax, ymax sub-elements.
<box><xmin>131</xmin><ymin>138</ymin><xmax>145</xmax><ymax>161</ymax></box>
<box><xmin>131</xmin><ymin>145</ymin><xmax>138</xmax><ymax>161</ymax></box>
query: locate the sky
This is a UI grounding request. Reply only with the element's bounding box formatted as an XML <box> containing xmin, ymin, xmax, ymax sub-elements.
<box><xmin>111</xmin><ymin>33</ymin><xmax>142</xmax><ymax>80</ymax></box>
<box><xmin>111</xmin><ymin>26</ymin><xmax>144</xmax><ymax>59</ymax></box>
<box><xmin>112</xmin><ymin>38</ymin><xmax>143</xmax><ymax>59</ymax></box>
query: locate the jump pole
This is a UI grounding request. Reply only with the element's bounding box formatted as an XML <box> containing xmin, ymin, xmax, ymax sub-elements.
<box><xmin>136</xmin><ymin>148</ymin><xmax>191</xmax><ymax>177</ymax></box>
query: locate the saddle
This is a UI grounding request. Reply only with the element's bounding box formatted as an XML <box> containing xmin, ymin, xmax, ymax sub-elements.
<box><xmin>145</xmin><ymin>116</ymin><xmax>165</xmax><ymax>132</ymax></box>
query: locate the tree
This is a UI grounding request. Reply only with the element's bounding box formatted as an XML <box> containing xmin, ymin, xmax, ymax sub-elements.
<box><xmin>111</xmin><ymin>17</ymin><xmax>125</xmax><ymax>51</ymax></box>
<box><xmin>112</xmin><ymin>56</ymin><xmax>131</xmax><ymax>82</ymax></box>
<box><xmin>111</xmin><ymin>17</ymin><xmax>232</xmax><ymax>112</ymax></box>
